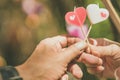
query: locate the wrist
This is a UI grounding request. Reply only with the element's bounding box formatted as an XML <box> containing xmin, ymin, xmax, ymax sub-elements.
<box><xmin>15</xmin><ymin>64</ymin><xmax>33</xmax><ymax>80</ymax></box>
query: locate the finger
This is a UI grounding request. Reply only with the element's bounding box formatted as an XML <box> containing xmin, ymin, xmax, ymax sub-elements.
<box><xmin>90</xmin><ymin>44</ymin><xmax>120</xmax><ymax>57</ymax></box>
<box><xmin>115</xmin><ymin>67</ymin><xmax>120</xmax><ymax>80</ymax></box>
<box><xmin>50</xmin><ymin>36</ymin><xmax>83</xmax><ymax>48</ymax></box>
<box><xmin>89</xmin><ymin>38</ymin><xmax>115</xmax><ymax>46</ymax></box>
<box><xmin>103</xmin><ymin>38</ymin><xmax>120</xmax><ymax>46</ymax></box>
<box><xmin>95</xmin><ymin>38</ymin><xmax>107</xmax><ymax>46</ymax></box>
<box><xmin>60</xmin><ymin>41</ymin><xmax>87</xmax><ymax>64</ymax></box>
<box><xmin>67</xmin><ymin>37</ymin><xmax>82</xmax><ymax>46</ymax></box>
<box><xmin>50</xmin><ymin>36</ymin><xmax>68</xmax><ymax>48</ymax></box>
<box><xmin>89</xmin><ymin>38</ymin><xmax>107</xmax><ymax>46</ymax></box>
<box><xmin>87</xmin><ymin>66</ymin><xmax>104</xmax><ymax>75</ymax></box>
<box><xmin>77</xmin><ymin>53</ymin><xmax>103</xmax><ymax>66</ymax></box>
<box><xmin>60</xmin><ymin>74</ymin><xmax>69</xmax><ymax>80</ymax></box>
<box><xmin>89</xmin><ymin>38</ymin><xmax>98</xmax><ymax>46</ymax></box>
<box><xmin>68</xmin><ymin>64</ymin><xmax>83</xmax><ymax>79</ymax></box>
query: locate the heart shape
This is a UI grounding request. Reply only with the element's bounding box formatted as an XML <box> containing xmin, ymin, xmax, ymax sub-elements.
<box><xmin>101</xmin><ymin>12</ymin><xmax>107</xmax><ymax>18</ymax></box>
<box><xmin>87</xmin><ymin>4</ymin><xmax>109</xmax><ymax>24</ymax></box>
<box><xmin>65</xmin><ymin>12</ymin><xmax>80</xmax><ymax>26</ymax></box>
<box><xmin>65</xmin><ymin>7</ymin><xmax>86</xmax><ymax>26</ymax></box>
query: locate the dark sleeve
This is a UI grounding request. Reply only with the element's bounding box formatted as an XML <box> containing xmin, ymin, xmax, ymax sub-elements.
<box><xmin>0</xmin><ymin>73</ymin><xmax>3</xmax><ymax>80</ymax></box>
<box><xmin>0</xmin><ymin>66</ymin><xmax>23</xmax><ymax>80</ymax></box>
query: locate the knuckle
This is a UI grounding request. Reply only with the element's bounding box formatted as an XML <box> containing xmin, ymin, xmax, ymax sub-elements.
<box><xmin>36</xmin><ymin>38</ymin><xmax>51</xmax><ymax>49</ymax></box>
<box><xmin>40</xmin><ymin>38</ymin><xmax>51</xmax><ymax>46</ymax></box>
<box><xmin>70</xmin><ymin>45</ymin><xmax>79</xmax><ymax>53</ymax></box>
<box><xmin>110</xmin><ymin>44</ymin><xmax>120</xmax><ymax>56</ymax></box>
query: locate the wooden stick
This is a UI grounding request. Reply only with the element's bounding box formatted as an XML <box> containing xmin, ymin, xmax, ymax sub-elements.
<box><xmin>74</xmin><ymin>6</ymin><xmax>76</xmax><ymax>11</ymax></box>
<box><xmin>102</xmin><ymin>0</ymin><xmax>120</xmax><ymax>33</ymax></box>
<box><xmin>80</xmin><ymin>26</ymin><xmax>89</xmax><ymax>43</ymax></box>
<box><xmin>74</xmin><ymin>6</ymin><xmax>90</xmax><ymax>43</ymax></box>
<box><xmin>75</xmin><ymin>10</ymin><xmax>89</xmax><ymax>43</ymax></box>
<box><xmin>104</xmin><ymin>38</ymin><xmax>120</xmax><ymax>46</ymax></box>
<box><xmin>85</xmin><ymin>24</ymin><xmax>92</xmax><ymax>41</ymax></box>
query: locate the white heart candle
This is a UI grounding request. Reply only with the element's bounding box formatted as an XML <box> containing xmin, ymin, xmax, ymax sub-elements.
<box><xmin>87</xmin><ymin>4</ymin><xmax>109</xmax><ymax>24</ymax></box>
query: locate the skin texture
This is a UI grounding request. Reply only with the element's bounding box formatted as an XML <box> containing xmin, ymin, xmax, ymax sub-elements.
<box><xmin>14</xmin><ymin>37</ymin><xmax>120</xmax><ymax>80</ymax></box>
<box><xmin>15</xmin><ymin>36</ymin><xmax>88</xmax><ymax>80</ymax></box>
<box><xmin>84</xmin><ymin>38</ymin><xmax>120</xmax><ymax>79</ymax></box>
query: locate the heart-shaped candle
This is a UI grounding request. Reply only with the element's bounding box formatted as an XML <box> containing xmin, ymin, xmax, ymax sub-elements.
<box><xmin>65</xmin><ymin>7</ymin><xmax>86</xmax><ymax>26</ymax></box>
<box><xmin>87</xmin><ymin>4</ymin><xmax>109</xmax><ymax>24</ymax></box>
<box><xmin>66</xmin><ymin>24</ymin><xmax>88</xmax><ymax>40</ymax></box>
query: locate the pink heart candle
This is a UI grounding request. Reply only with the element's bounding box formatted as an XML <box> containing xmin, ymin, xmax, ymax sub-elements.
<box><xmin>66</xmin><ymin>24</ymin><xmax>88</xmax><ymax>40</ymax></box>
<box><xmin>65</xmin><ymin>7</ymin><xmax>87</xmax><ymax>26</ymax></box>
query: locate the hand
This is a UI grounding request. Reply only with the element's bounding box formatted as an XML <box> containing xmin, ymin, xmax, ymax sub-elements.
<box><xmin>15</xmin><ymin>36</ymin><xmax>87</xmax><ymax>80</ymax></box>
<box><xmin>86</xmin><ymin>38</ymin><xmax>120</xmax><ymax>78</ymax></box>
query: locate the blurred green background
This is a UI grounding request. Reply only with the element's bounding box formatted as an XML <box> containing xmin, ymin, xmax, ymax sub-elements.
<box><xmin>0</xmin><ymin>0</ymin><xmax>120</xmax><ymax>80</ymax></box>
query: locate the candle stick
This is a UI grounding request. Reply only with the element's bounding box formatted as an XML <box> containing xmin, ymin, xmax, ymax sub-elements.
<box><xmin>74</xmin><ymin>7</ymin><xmax>90</xmax><ymax>43</ymax></box>
<box><xmin>85</xmin><ymin>24</ymin><xmax>92</xmax><ymax>43</ymax></box>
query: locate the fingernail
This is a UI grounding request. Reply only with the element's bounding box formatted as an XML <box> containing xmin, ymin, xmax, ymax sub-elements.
<box><xmin>89</xmin><ymin>38</ymin><xmax>97</xmax><ymax>46</ymax></box>
<box><xmin>61</xmin><ymin>75</ymin><xmax>68</xmax><ymax>80</ymax></box>
<box><xmin>98</xmin><ymin>66</ymin><xmax>105</xmax><ymax>71</ymax></box>
<box><xmin>75</xmin><ymin>41</ymin><xmax>87</xmax><ymax>50</ymax></box>
<box><xmin>92</xmin><ymin>39</ymin><xmax>97</xmax><ymax>46</ymax></box>
<box><xmin>73</xmin><ymin>70</ymin><xmax>83</xmax><ymax>78</ymax></box>
<box><xmin>98</xmin><ymin>58</ymin><xmax>103</xmax><ymax>65</ymax></box>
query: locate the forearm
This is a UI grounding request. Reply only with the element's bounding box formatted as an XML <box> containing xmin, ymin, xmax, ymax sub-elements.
<box><xmin>15</xmin><ymin>65</ymin><xmax>33</xmax><ymax>80</ymax></box>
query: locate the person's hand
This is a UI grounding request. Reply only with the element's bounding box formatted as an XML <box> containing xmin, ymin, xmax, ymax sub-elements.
<box><xmin>85</xmin><ymin>38</ymin><xmax>120</xmax><ymax>78</ymax></box>
<box><xmin>15</xmin><ymin>36</ymin><xmax>87</xmax><ymax>80</ymax></box>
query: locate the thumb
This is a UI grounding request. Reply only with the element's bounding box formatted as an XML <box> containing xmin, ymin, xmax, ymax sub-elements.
<box><xmin>60</xmin><ymin>41</ymin><xmax>87</xmax><ymax>64</ymax></box>
<box><xmin>90</xmin><ymin>44</ymin><xmax>120</xmax><ymax>57</ymax></box>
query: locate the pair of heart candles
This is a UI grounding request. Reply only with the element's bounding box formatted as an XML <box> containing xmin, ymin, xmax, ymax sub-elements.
<box><xmin>65</xmin><ymin>4</ymin><xmax>109</xmax><ymax>40</ymax></box>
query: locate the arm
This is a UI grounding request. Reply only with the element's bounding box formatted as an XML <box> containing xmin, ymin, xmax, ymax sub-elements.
<box><xmin>0</xmin><ymin>36</ymin><xmax>87</xmax><ymax>80</ymax></box>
